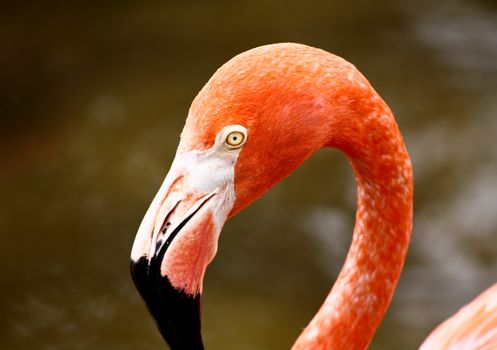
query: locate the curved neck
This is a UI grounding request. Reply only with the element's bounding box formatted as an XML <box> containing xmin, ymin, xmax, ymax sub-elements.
<box><xmin>293</xmin><ymin>100</ymin><xmax>413</xmax><ymax>349</ymax></box>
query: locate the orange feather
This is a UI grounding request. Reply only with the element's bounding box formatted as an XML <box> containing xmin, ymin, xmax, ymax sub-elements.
<box><xmin>135</xmin><ymin>43</ymin><xmax>497</xmax><ymax>349</ymax></box>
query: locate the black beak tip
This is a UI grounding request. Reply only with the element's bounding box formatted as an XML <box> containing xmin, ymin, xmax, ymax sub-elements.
<box><xmin>131</xmin><ymin>257</ymin><xmax>204</xmax><ymax>350</ymax></box>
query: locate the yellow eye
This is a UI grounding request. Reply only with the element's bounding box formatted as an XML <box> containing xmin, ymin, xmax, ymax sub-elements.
<box><xmin>225</xmin><ymin>131</ymin><xmax>245</xmax><ymax>148</ymax></box>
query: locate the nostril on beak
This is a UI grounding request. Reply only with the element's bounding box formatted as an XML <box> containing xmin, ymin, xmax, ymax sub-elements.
<box><xmin>162</xmin><ymin>222</ymin><xmax>171</xmax><ymax>234</ymax></box>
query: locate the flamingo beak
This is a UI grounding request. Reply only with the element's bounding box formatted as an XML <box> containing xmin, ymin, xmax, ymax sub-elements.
<box><xmin>130</xmin><ymin>152</ymin><xmax>234</xmax><ymax>350</ymax></box>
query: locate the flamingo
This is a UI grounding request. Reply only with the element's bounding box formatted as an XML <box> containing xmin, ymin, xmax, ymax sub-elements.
<box><xmin>130</xmin><ymin>43</ymin><xmax>497</xmax><ymax>349</ymax></box>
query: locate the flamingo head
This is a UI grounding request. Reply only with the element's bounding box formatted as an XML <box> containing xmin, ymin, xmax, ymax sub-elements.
<box><xmin>130</xmin><ymin>43</ymin><xmax>368</xmax><ymax>349</ymax></box>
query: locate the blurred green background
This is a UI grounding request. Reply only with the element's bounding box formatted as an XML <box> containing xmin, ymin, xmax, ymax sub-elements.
<box><xmin>2</xmin><ymin>0</ymin><xmax>497</xmax><ymax>349</ymax></box>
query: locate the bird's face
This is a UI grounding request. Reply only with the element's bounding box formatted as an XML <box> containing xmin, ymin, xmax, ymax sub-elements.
<box><xmin>130</xmin><ymin>124</ymin><xmax>248</xmax><ymax>349</ymax></box>
<box><xmin>130</xmin><ymin>44</ymin><xmax>339</xmax><ymax>349</ymax></box>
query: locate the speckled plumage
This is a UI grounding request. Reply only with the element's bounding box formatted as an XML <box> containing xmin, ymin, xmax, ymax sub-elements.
<box><xmin>133</xmin><ymin>43</ymin><xmax>497</xmax><ymax>350</ymax></box>
<box><xmin>180</xmin><ymin>43</ymin><xmax>413</xmax><ymax>349</ymax></box>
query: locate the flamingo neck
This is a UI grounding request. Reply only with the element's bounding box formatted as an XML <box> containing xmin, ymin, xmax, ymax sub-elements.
<box><xmin>293</xmin><ymin>104</ymin><xmax>413</xmax><ymax>349</ymax></box>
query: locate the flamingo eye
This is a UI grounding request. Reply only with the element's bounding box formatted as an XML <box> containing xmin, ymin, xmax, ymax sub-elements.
<box><xmin>225</xmin><ymin>131</ymin><xmax>246</xmax><ymax>148</ymax></box>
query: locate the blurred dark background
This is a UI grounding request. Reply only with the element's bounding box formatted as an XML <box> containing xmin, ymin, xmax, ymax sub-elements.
<box><xmin>2</xmin><ymin>1</ymin><xmax>497</xmax><ymax>349</ymax></box>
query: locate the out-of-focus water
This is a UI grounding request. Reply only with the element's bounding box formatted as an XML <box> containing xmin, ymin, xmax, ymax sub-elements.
<box><xmin>2</xmin><ymin>1</ymin><xmax>497</xmax><ymax>349</ymax></box>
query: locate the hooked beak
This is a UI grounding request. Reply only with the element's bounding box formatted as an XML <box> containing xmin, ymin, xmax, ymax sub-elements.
<box><xmin>130</xmin><ymin>153</ymin><xmax>234</xmax><ymax>350</ymax></box>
